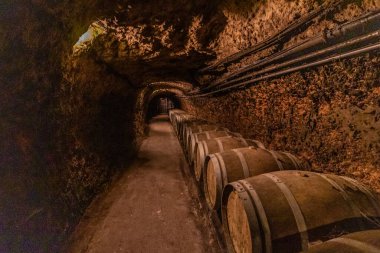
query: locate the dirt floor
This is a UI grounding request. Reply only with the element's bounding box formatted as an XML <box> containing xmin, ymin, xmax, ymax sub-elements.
<box><xmin>65</xmin><ymin>115</ymin><xmax>220</xmax><ymax>253</ymax></box>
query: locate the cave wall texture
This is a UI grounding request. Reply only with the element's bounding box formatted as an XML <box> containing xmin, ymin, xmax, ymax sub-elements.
<box><xmin>0</xmin><ymin>0</ymin><xmax>379</xmax><ymax>252</ymax></box>
<box><xmin>0</xmin><ymin>1</ymin><xmax>216</xmax><ymax>251</ymax></box>
<box><xmin>184</xmin><ymin>0</ymin><xmax>380</xmax><ymax>193</ymax></box>
<box><xmin>0</xmin><ymin>1</ymin><xmax>133</xmax><ymax>251</ymax></box>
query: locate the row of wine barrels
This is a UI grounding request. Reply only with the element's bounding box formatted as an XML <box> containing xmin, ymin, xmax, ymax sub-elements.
<box><xmin>184</xmin><ymin>124</ymin><xmax>228</xmax><ymax>153</ymax></box>
<box><xmin>169</xmin><ymin>109</ymin><xmax>186</xmax><ymax>123</ymax></box>
<box><xmin>169</xmin><ymin>110</ymin><xmax>190</xmax><ymax>135</ymax></box>
<box><xmin>180</xmin><ymin>119</ymin><xmax>209</xmax><ymax>144</ymax></box>
<box><xmin>176</xmin><ymin>115</ymin><xmax>202</xmax><ymax>138</ymax></box>
<box><xmin>169</xmin><ymin>109</ymin><xmax>185</xmax><ymax>123</ymax></box>
<box><xmin>203</xmin><ymin>147</ymin><xmax>305</xmax><ymax>210</ymax></box>
<box><xmin>169</xmin><ymin>110</ymin><xmax>380</xmax><ymax>253</ymax></box>
<box><xmin>304</xmin><ymin>229</ymin><xmax>380</xmax><ymax>253</ymax></box>
<box><xmin>169</xmin><ymin>109</ymin><xmax>184</xmax><ymax>119</ymax></box>
<box><xmin>188</xmin><ymin>130</ymin><xmax>242</xmax><ymax>164</ymax></box>
<box><xmin>194</xmin><ymin>137</ymin><xmax>265</xmax><ymax>181</ymax></box>
<box><xmin>172</xmin><ymin>113</ymin><xmax>197</xmax><ymax>137</ymax></box>
<box><xmin>222</xmin><ymin>170</ymin><xmax>380</xmax><ymax>253</ymax></box>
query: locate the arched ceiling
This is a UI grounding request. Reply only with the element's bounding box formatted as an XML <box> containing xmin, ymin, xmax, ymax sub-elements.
<box><xmin>148</xmin><ymin>81</ymin><xmax>193</xmax><ymax>92</ymax></box>
<box><xmin>67</xmin><ymin>0</ymin><xmax>226</xmax><ymax>88</ymax></box>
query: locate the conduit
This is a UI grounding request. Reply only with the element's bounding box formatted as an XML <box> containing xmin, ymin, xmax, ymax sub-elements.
<box><xmin>184</xmin><ymin>42</ymin><xmax>380</xmax><ymax>97</ymax></box>
<box><xmin>199</xmin><ymin>0</ymin><xmax>348</xmax><ymax>73</ymax></box>
<box><xmin>216</xmin><ymin>30</ymin><xmax>380</xmax><ymax>90</ymax></box>
<box><xmin>184</xmin><ymin>10</ymin><xmax>380</xmax><ymax>97</ymax></box>
<box><xmin>202</xmin><ymin>10</ymin><xmax>380</xmax><ymax>91</ymax></box>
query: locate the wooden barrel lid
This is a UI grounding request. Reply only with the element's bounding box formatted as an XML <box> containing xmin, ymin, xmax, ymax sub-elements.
<box><xmin>206</xmin><ymin>160</ymin><xmax>218</xmax><ymax>208</ymax></box>
<box><xmin>227</xmin><ymin>191</ymin><xmax>252</xmax><ymax>253</ymax></box>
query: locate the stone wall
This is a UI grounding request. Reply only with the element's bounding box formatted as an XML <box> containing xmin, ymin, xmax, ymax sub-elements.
<box><xmin>0</xmin><ymin>1</ymin><xmax>135</xmax><ymax>251</ymax></box>
<box><xmin>56</xmin><ymin>52</ymin><xmax>141</xmax><ymax>246</ymax></box>
<box><xmin>184</xmin><ymin>0</ymin><xmax>380</xmax><ymax>193</ymax></box>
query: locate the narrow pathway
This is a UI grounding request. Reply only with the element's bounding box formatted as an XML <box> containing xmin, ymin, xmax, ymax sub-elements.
<box><xmin>66</xmin><ymin>115</ymin><xmax>218</xmax><ymax>253</ymax></box>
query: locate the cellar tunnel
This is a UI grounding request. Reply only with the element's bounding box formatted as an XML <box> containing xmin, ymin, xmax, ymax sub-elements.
<box><xmin>146</xmin><ymin>93</ymin><xmax>181</xmax><ymax>120</ymax></box>
<box><xmin>1</xmin><ymin>0</ymin><xmax>380</xmax><ymax>252</ymax></box>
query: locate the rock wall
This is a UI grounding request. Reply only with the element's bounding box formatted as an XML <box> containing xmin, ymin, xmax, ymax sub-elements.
<box><xmin>57</xmin><ymin>52</ymin><xmax>141</xmax><ymax>242</ymax></box>
<box><xmin>184</xmin><ymin>0</ymin><xmax>380</xmax><ymax>193</ymax></box>
<box><xmin>1</xmin><ymin>0</ymin><xmax>379</xmax><ymax>252</ymax></box>
<box><xmin>1</xmin><ymin>2</ymin><xmax>71</xmax><ymax>251</ymax></box>
<box><xmin>0</xmin><ymin>1</ymin><xmax>214</xmax><ymax>251</ymax></box>
<box><xmin>0</xmin><ymin>1</ymin><xmax>138</xmax><ymax>252</ymax></box>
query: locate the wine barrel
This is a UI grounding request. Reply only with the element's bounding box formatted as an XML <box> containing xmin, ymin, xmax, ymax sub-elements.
<box><xmin>194</xmin><ymin>137</ymin><xmax>265</xmax><ymax>181</ymax></box>
<box><xmin>304</xmin><ymin>230</ymin><xmax>380</xmax><ymax>253</ymax></box>
<box><xmin>169</xmin><ymin>109</ymin><xmax>185</xmax><ymax>122</ymax></box>
<box><xmin>169</xmin><ymin>109</ymin><xmax>186</xmax><ymax>124</ymax></box>
<box><xmin>184</xmin><ymin>124</ymin><xmax>227</xmax><ymax>153</ymax></box>
<box><xmin>169</xmin><ymin>110</ymin><xmax>189</xmax><ymax>134</ymax></box>
<box><xmin>178</xmin><ymin>117</ymin><xmax>208</xmax><ymax>143</ymax></box>
<box><xmin>169</xmin><ymin>108</ymin><xmax>184</xmax><ymax>118</ymax></box>
<box><xmin>204</xmin><ymin>147</ymin><xmax>304</xmax><ymax>210</ymax></box>
<box><xmin>171</xmin><ymin>113</ymin><xmax>195</xmax><ymax>136</ymax></box>
<box><xmin>222</xmin><ymin>171</ymin><xmax>380</xmax><ymax>253</ymax></box>
<box><xmin>188</xmin><ymin>130</ymin><xmax>242</xmax><ymax>164</ymax></box>
<box><xmin>173</xmin><ymin>113</ymin><xmax>194</xmax><ymax>136</ymax></box>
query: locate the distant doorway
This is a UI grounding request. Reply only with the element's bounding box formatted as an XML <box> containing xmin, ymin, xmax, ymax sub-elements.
<box><xmin>146</xmin><ymin>94</ymin><xmax>181</xmax><ymax>120</ymax></box>
<box><xmin>158</xmin><ymin>97</ymin><xmax>175</xmax><ymax>114</ymax></box>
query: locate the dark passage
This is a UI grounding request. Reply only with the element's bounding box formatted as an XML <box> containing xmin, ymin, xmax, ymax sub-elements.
<box><xmin>147</xmin><ymin>95</ymin><xmax>181</xmax><ymax>120</ymax></box>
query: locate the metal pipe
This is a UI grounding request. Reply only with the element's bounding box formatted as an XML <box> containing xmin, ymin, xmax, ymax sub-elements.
<box><xmin>205</xmin><ymin>10</ymin><xmax>380</xmax><ymax>90</ymax></box>
<box><xmin>183</xmin><ymin>42</ymin><xmax>380</xmax><ymax>98</ymax></box>
<box><xmin>217</xmin><ymin>30</ymin><xmax>380</xmax><ymax>89</ymax></box>
<box><xmin>199</xmin><ymin>0</ymin><xmax>347</xmax><ymax>73</ymax></box>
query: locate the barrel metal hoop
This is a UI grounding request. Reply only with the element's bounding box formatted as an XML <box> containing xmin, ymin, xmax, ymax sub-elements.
<box><xmin>216</xmin><ymin>139</ymin><xmax>224</xmax><ymax>152</ymax></box>
<box><xmin>229</xmin><ymin>181</ymin><xmax>246</xmax><ymax>193</ymax></box>
<box><xmin>232</xmin><ymin>149</ymin><xmax>250</xmax><ymax>178</ymax></box>
<box><xmin>268</xmin><ymin>151</ymin><xmax>284</xmax><ymax>170</ymax></box>
<box><xmin>203</xmin><ymin>140</ymin><xmax>209</xmax><ymax>158</ymax></box>
<box><xmin>240</xmin><ymin>137</ymin><xmax>249</xmax><ymax>147</ymax></box>
<box><xmin>253</xmin><ymin>140</ymin><xmax>265</xmax><ymax>149</ymax></box>
<box><xmin>330</xmin><ymin>237</ymin><xmax>380</xmax><ymax>253</ymax></box>
<box><xmin>200</xmin><ymin>141</ymin><xmax>209</xmax><ymax>178</ymax></box>
<box><xmin>239</xmin><ymin>180</ymin><xmax>272</xmax><ymax>253</ymax></box>
<box><xmin>282</xmin><ymin>152</ymin><xmax>302</xmax><ymax>169</ymax></box>
<box><xmin>181</xmin><ymin>126</ymin><xmax>185</xmax><ymax>140</ymax></box>
<box><xmin>228</xmin><ymin>181</ymin><xmax>263</xmax><ymax>253</ymax></box>
<box><xmin>186</xmin><ymin>129</ymin><xmax>192</xmax><ymax>146</ymax></box>
<box><xmin>189</xmin><ymin>141</ymin><xmax>194</xmax><ymax>162</ymax></box>
<box><xmin>215</xmin><ymin>153</ymin><xmax>228</xmax><ymax>186</ymax></box>
<box><xmin>317</xmin><ymin>174</ymin><xmax>365</xmax><ymax>230</ymax></box>
<box><xmin>196</xmin><ymin>142</ymin><xmax>206</xmax><ymax>179</ymax></box>
<box><xmin>195</xmin><ymin>134</ymin><xmax>199</xmax><ymax>143</ymax></box>
<box><xmin>340</xmin><ymin>176</ymin><xmax>380</xmax><ymax>215</ymax></box>
<box><xmin>264</xmin><ymin>173</ymin><xmax>309</xmax><ymax>251</ymax></box>
<box><xmin>188</xmin><ymin>127</ymin><xmax>192</xmax><ymax>138</ymax></box>
<box><xmin>205</xmin><ymin>131</ymin><xmax>211</xmax><ymax>139</ymax></box>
